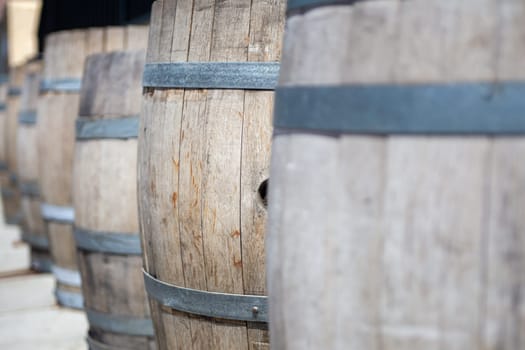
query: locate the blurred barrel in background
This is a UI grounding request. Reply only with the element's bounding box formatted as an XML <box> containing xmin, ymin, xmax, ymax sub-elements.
<box><xmin>73</xmin><ymin>47</ymin><xmax>156</xmax><ymax>350</ymax></box>
<box><xmin>2</xmin><ymin>66</ymin><xmax>24</xmax><ymax>225</ymax></box>
<box><xmin>0</xmin><ymin>74</ymin><xmax>8</xmax><ymax>221</ymax></box>
<box><xmin>17</xmin><ymin>59</ymin><xmax>51</xmax><ymax>272</ymax></box>
<box><xmin>267</xmin><ymin>1</ymin><xmax>525</xmax><ymax>349</ymax></box>
<box><xmin>138</xmin><ymin>0</ymin><xmax>284</xmax><ymax>348</ymax></box>
<box><xmin>38</xmin><ymin>25</ymin><xmax>148</xmax><ymax>310</ymax></box>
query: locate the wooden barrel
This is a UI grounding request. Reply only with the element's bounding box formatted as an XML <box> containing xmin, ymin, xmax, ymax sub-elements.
<box><xmin>2</xmin><ymin>66</ymin><xmax>24</xmax><ymax>225</ymax></box>
<box><xmin>38</xmin><ymin>26</ymin><xmax>149</xmax><ymax>309</ymax></box>
<box><xmin>73</xmin><ymin>49</ymin><xmax>155</xmax><ymax>349</ymax></box>
<box><xmin>268</xmin><ymin>1</ymin><xmax>525</xmax><ymax>349</ymax></box>
<box><xmin>17</xmin><ymin>59</ymin><xmax>52</xmax><ymax>272</ymax></box>
<box><xmin>138</xmin><ymin>0</ymin><xmax>284</xmax><ymax>348</ymax></box>
<box><xmin>0</xmin><ymin>74</ymin><xmax>9</xmax><ymax>221</ymax></box>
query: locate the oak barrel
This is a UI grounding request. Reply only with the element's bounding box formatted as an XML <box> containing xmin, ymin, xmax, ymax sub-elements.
<box><xmin>268</xmin><ymin>1</ymin><xmax>525</xmax><ymax>349</ymax></box>
<box><xmin>73</xmin><ymin>49</ymin><xmax>155</xmax><ymax>349</ymax></box>
<box><xmin>0</xmin><ymin>74</ymin><xmax>9</xmax><ymax>221</ymax></box>
<box><xmin>2</xmin><ymin>66</ymin><xmax>24</xmax><ymax>225</ymax></box>
<box><xmin>17</xmin><ymin>59</ymin><xmax>52</xmax><ymax>272</ymax></box>
<box><xmin>38</xmin><ymin>26</ymin><xmax>148</xmax><ymax>309</ymax></box>
<box><xmin>138</xmin><ymin>0</ymin><xmax>285</xmax><ymax>348</ymax></box>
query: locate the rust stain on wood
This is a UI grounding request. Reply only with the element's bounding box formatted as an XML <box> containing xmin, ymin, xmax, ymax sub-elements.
<box><xmin>150</xmin><ymin>180</ymin><xmax>156</xmax><ymax>193</ymax></box>
<box><xmin>171</xmin><ymin>192</ymin><xmax>178</xmax><ymax>208</ymax></box>
<box><xmin>230</xmin><ymin>230</ymin><xmax>241</xmax><ymax>238</ymax></box>
<box><xmin>233</xmin><ymin>258</ymin><xmax>243</xmax><ymax>268</ymax></box>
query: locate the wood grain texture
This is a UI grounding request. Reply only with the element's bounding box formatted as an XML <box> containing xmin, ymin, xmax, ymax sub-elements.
<box><xmin>268</xmin><ymin>0</ymin><xmax>525</xmax><ymax>349</ymax></box>
<box><xmin>2</xmin><ymin>65</ymin><xmax>25</xmax><ymax>223</ymax></box>
<box><xmin>138</xmin><ymin>0</ymin><xmax>285</xmax><ymax>348</ymax></box>
<box><xmin>73</xmin><ymin>48</ymin><xmax>154</xmax><ymax>348</ymax></box>
<box><xmin>17</xmin><ymin>61</ymin><xmax>41</xmax><ymax>184</ymax></box>
<box><xmin>16</xmin><ymin>60</ymin><xmax>50</xmax><ymax>265</ymax></box>
<box><xmin>38</xmin><ymin>26</ymin><xmax>148</xmax><ymax>306</ymax></box>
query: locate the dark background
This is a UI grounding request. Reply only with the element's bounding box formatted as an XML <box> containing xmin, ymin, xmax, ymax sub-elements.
<box><xmin>0</xmin><ymin>0</ymin><xmax>153</xmax><ymax>76</ymax></box>
<box><xmin>37</xmin><ymin>0</ymin><xmax>153</xmax><ymax>53</ymax></box>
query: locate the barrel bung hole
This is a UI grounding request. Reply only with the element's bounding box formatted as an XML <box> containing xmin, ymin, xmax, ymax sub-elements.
<box><xmin>258</xmin><ymin>179</ymin><xmax>268</xmax><ymax>208</ymax></box>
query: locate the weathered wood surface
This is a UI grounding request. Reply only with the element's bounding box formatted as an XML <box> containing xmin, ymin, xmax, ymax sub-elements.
<box><xmin>2</xmin><ymin>66</ymin><xmax>25</xmax><ymax>224</ymax></box>
<box><xmin>73</xmin><ymin>48</ymin><xmax>154</xmax><ymax>349</ymax></box>
<box><xmin>138</xmin><ymin>0</ymin><xmax>284</xmax><ymax>349</ymax></box>
<box><xmin>16</xmin><ymin>60</ymin><xmax>50</xmax><ymax>271</ymax></box>
<box><xmin>267</xmin><ymin>1</ymin><xmax>525</xmax><ymax>349</ymax></box>
<box><xmin>38</xmin><ymin>26</ymin><xmax>149</xmax><ymax>307</ymax></box>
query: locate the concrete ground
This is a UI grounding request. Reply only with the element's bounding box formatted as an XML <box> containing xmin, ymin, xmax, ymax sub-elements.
<box><xmin>0</xmin><ymin>199</ymin><xmax>88</xmax><ymax>350</ymax></box>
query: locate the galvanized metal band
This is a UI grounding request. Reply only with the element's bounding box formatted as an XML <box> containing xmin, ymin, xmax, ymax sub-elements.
<box><xmin>19</xmin><ymin>181</ymin><xmax>40</xmax><ymax>197</ymax></box>
<box><xmin>274</xmin><ymin>82</ymin><xmax>525</xmax><ymax>134</ymax></box>
<box><xmin>18</xmin><ymin>110</ymin><xmax>37</xmax><ymax>124</ymax></box>
<box><xmin>9</xmin><ymin>172</ymin><xmax>18</xmax><ymax>183</ymax></box>
<box><xmin>55</xmin><ymin>287</ymin><xmax>84</xmax><ymax>309</ymax></box>
<box><xmin>143</xmin><ymin>62</ymin><xmax>279</xmax><ymax>90</ymax></box>
<box><xmin>40</xmin><ymin>78</ymin><xmax>82</xmax><ymax>93</ymax></box>
<box><xmin>0</xmin><ymin>75</ymin><xmax>8</xmax><ymax>84</ymax></box>
<box><xmin>8</xmin><ymin>87</ymin><xmax>21</xmax><ymax>96</ymax></box>
<box><xmin>76</xmin><ymin>116</ymin><xmax>139</xmax><ymax>140</ymax></box>
<box><xmin>1</xmin><ymin>187</ymin><xmax>14</xmax><ymax>198</ymax></box>
<box><xmin>74</xmin><ymin>227</ymin><xmax>142</xmax><ymax>255</ymax></box>
<box><xmin>0</xmin><ymin>161</ymin><xmax>7</xmax><ymax>170</ymax></box>
<box><xmin>287</xmin><ymin>0</ymin><xmax>365</xmax><ymax>13</ymax></box>
<box><xmin>0</xmin><ymin>103</ymin><xmax>6</xmax><ymax>111</ymax></box>
<box><xmin>86</xmin><ymin>336</ymin><xmax>121</xmax><ymax>350</ymax></box>
<box><xmin>143</xmin><ymin>269</ymin><xmax>268</xmax><ymax>323</ymax></box>
<box><xmin>31</xmin><ymin>255</ymin><xmax>53</xmax><ymax>273</ymax></box>
<box><xmin>52</xmin><ymin>265</ymin><xmax>82</xmax><ymax>287</ymax></box>
<box><xmin>86</xmin><ymin>309</ymin><xmax>155</xmax><ymax>337</ymax></box>
<box><xmin>21</xmin><ymin>232</ymin><xmax>49</xmax><ymax>249</ymax></box>
<box><xmin>41</xmin><ymin>203</ymin><xmax>75</xmax><ymax>223</ymax></box>
<box><xmin>6</xmin><ymin>212</ymin><xmax>23</xmax><ymax>225</ymax></box>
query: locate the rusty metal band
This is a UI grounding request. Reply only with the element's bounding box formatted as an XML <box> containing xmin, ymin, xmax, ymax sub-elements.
<box><xmin>19</xmin><ymin>181</ymin><xmax>39</xmax><ymax>197</ymax></box>
<box><xmin>40</xmin><ymin>78</ymin><xmax>82</xmax><ymax>93</ymax></box>
<box><xmin>18</xmin><ymin>110</ymin><xmax>37</xmax><ymax>124</ymax></box>
<box><xmin>74</xmin><ymin>227</ymin><xmax>142</xmax><ymax>255</ymax></box>
<box><xmin>143</xmin><ymin>269</ymin><xmax>268</xmax><ymax>323</ymax></box>
<box><xmin>52</xmin><ymin>265</ymin><xmax>82</xmax><ymax>287</ymax></box>
<box><xmin>76</xmin><ymin>116</ymin><xmax>139</xmax><ymax>140</ymax></box>
<box><xmin>41</xmin><ymin>203</ymin><xmax>75</xmax><ymax>223</ymax></box>
<box><xmin>274</xmin><ymin>82</ymin><xmax>525</xmax><ymax>134</ymax></box>
<box><xmin>21</xmin><ymin>232</ymin><xmax>49</xmax><ymax>249</ymax></box>
<box><xmin>143</xmin><ymin>62</ymin><xmax>279</xmax><ymax>90</ymax></box>
<box><xmin>55</xmin><ymin>287</ymin><xmax>84</xmax><ymax>309</ymax></box>
<box><xmin>86</xmin><ymin>309</ymin><xmax>154</xmax><ymax>337</ymax></box>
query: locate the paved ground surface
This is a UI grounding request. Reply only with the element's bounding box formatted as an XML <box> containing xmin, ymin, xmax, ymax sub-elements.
<box><xmin>0</xmin><ymin>199</ymin><xmax>88</xmax><ymax>350</ymax></box>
